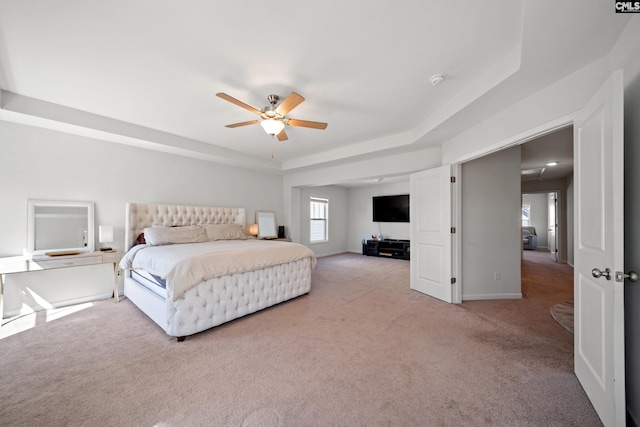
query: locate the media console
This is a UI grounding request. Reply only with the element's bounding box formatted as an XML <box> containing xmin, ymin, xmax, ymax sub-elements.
<box><xmin>362</xmin><ymin>239</ymin><xmax>410</xmax><ymax>260</ymax></box>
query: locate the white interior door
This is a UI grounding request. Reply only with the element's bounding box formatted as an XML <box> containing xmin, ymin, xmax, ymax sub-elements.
<box><xmin>548</xmin><ymin>192</ymin><xmax>557</xmax><ymax>261</ymax></box>
<box><xmin>410</xmin><ymin>165</ymin><xmax>453</xmax><ymax>303</ymax></box>
<box><xmin>574</xmin><ymin>70</ymin><xmax>625</xmax><ymax>427</ymax></box>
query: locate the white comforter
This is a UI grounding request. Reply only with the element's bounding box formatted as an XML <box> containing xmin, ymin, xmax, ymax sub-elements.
<box><xmin>120</xmin><ymin>240</ymin><xmax>316</xmax><ymax>300</ymax></box>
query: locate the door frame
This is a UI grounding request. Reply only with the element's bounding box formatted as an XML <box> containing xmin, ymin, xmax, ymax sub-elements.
<box><xmin>449</xmin><ymin>114</ymin><xmax>575</xmax><ymax>301</ymax></box>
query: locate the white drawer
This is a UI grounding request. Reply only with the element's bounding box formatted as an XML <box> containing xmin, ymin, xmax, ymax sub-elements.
<box><xmin>29</xmin><ymin>255</ymin><xmax>102</xmax><ymax>271</ymax></box>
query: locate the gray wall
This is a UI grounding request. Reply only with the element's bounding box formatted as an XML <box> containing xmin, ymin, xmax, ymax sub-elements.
<box><xmin>612</xmin><ymin>16</ymin><xmax>640</xmax><ymax>425</ymax></box>
<box><xmin>299</xmin><ymin>185</ymin><xmax>348</xmax><ymax>257</ymax></box>
<box><xmin>461</xmin><ymin>146</ymin><xmax>522</xmax><ymax>300</ymax></box>
<box><xmin>346</xmin><ymin>180</ymin><xmax>410</xmax><ymax>253</ymax></box>
<box><xmin>624</xmin><ymin>71</ymin><xmax>640</xmax><ymax>427</ymax></box>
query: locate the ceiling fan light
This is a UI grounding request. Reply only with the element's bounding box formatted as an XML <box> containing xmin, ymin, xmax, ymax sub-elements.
<box><xmin>260</xmin><ymin>119</ymin><xmax>285</xmax><ymax>136</ymax></box>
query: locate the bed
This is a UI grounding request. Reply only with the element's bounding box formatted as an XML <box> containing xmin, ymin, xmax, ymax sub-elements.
<box><xmin>120</xmin><ymin>203</ymin><xmax>316</xmax><ymax>341</ymax></box>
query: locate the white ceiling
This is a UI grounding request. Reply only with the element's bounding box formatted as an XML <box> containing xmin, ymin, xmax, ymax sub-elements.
<box><xmin>0</xmin><ymin>1</ymin><xmax>630</xmax><ymax>173</ymax></box>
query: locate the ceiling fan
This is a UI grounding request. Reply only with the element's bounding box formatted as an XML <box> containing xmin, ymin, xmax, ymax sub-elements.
<box><xmin>216</xmin><ymin>92</ymin><xmax>327</xmax><ymax>141</ymax></box>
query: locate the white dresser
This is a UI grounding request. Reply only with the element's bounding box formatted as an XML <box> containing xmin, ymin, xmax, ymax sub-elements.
<box><xmin>0</xmin><ymin>251</ymin><xmax>121</xmax><ymax>325</ymax></box>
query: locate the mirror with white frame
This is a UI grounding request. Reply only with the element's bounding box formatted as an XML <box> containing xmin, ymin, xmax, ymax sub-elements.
<box><xmin>255</xmin><ymin>210</ymin><xmax>277</xmax><ymax>239</ymax></box>
<box><xmin>27</xmin><ymin>200</ymin><xmax>95</xmax><ymax>255</ymax></box>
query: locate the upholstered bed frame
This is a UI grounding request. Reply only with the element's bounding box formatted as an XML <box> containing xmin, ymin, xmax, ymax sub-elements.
<box><xmin>122</xmin><ymin>203</ymin><xmax>313</xmax><ymax>341</ymax></box>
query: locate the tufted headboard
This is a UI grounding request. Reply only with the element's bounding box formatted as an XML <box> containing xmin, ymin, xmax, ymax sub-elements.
<box><xmin>125</xmin><ymin>203</ymin><xmax>246</xmax><ymax>250</ymax></box>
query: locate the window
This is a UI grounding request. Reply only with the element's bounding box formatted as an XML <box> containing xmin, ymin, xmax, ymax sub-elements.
<box><xmin>522</xmin><ymin>202</ymin><xmax>531</xmax><ymax>226</ymax></box>
<box><xmin>310</xmin><ymin>197</ymin><xmax>328</xmax><ymax>242</ymax></box>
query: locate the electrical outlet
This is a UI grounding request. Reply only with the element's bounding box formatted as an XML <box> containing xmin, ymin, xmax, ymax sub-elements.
<box><xmin>494</xmin><ymin>271</ymin><xmax>501</xmax><ymax>280</ymax></box>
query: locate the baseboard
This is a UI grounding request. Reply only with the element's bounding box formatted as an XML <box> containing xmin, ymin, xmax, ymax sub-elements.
<box><xmin>317</xmin><ymin>251</ymin><xmax>356</xmax><ymax>258</ymax></box>
<box><xmin>462</xmin><ymin>293</ymin><xmax>522</xmax><ymax>301</ymax></box>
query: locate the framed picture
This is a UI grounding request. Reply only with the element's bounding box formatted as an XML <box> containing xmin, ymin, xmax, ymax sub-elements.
<box><xmin>255</xmin><ymin>210</ymin><xmax>277</xmax><ymax>239</ymax></box>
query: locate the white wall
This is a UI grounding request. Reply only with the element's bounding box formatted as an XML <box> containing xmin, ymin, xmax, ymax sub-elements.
<box><xmin>0</xmin><ymin>120</ymin><xmax>283</xmax><ymax>311</ymax></box>
<box><xmin>346</xmin><ymin>180</ymin><xmax>410</xmax><ymax>253</ymax></box>
<box><xmin>461</xmin><ymin>146</ymin><xmax>522</xmax><ymax>300</ymax></box>
<box><xmin>0</xmin><ymin>120</ymin><xmax>283</xmax><ymax>256</ymax></box>
<box><xmin>522</xmin><ymin>193</ymin><xmax>549</xmax><ymax>249</ymax></box>
<box><xmin>442</xmin><ymin>55</ymin><xmax>610</xmax><ymax>165</ymax></box>
<box><xmin>299</xmin><ymin>185</ymin><xmax>348</xmax><ymax>257</ymax></box>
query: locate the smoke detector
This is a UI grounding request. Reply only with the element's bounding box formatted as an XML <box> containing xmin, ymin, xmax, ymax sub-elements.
<box><xmin>429</xmin><ymin>74</ymin><xmax>446</xmax><ymax>86</ymax></box>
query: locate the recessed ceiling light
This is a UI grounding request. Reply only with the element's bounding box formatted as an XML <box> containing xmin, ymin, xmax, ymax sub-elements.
<box><xmin>545</xmin><ymin>161</ymin><xmax>558</xmax><ymax>166</ymax></box>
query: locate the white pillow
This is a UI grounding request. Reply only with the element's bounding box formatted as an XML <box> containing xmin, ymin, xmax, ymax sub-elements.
<box><xmin>143</xmin><ymin>225</ymin><xmax>208</xmax><ymax>246</ymax></box>
<box><xmin>203</xmin><ymin>223</ymin><xmax>248</xmax><ymax>241</ymax></box>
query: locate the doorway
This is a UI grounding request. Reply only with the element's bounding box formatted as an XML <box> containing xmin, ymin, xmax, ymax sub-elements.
<box><xmin>548</xmin><ymin>192</ymin><xmax>558</xmax><ymax>262</ymax></box>
<box><xmin>520</xmin><ymin>126</ymin><xmax>574</xmax><ymax>264</ymax></box>
<box><xmin>520</xmin><ymin>128</ymin><xmax>574</xmax><ymax>308</ymax></box>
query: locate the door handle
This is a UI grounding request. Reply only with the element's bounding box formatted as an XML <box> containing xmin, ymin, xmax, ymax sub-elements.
<box><xmin>592</xmin><ymin>268</ymin><xmax>611</xmax><ymax>280</ymax></box>
<box><xmin>615</xmin><ymin>271</ymin><xmax>639</xmax><ymax>282</ymax></box>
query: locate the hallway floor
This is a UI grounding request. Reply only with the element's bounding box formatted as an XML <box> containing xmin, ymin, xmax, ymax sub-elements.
<box><xmin>462</xmin><ymin>248</ymin><xmax>574</xmax><ymax>341</ymax></box>
<box><xmin>521</xmin><ymin>249</ymin><xmax>573</xmax><ymax>304</ymax></box>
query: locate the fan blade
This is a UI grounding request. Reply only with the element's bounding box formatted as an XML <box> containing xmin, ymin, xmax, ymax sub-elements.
<box><xmin>287</xmin><ymin>118</ymin><xmax>328</xmax><ymax>129</ymax></box>
<box><xmin>216</xmin><ymin>93</ymin><xmax>262</xmax><ymax>115</ymax></box>
<box><xmin>276</xmin><ymin>129</ymin><xmax>288</xmax><ymax>141</ymax></box>
<box><xmin>275</xmin><ymin>92</ymin><xmax>305</xmax><ymax>115</ymax></box>
<box><xmin>225</xmin><ymin>120</ymin><xmax>259</xmax><ymax>128</ymax></box>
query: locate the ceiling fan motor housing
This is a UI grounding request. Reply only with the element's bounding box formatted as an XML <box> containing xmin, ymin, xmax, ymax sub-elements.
<box><xmin>261</xmin><ymin>105</ymin><xmax>279</xmax><ymax>118</ymax></box>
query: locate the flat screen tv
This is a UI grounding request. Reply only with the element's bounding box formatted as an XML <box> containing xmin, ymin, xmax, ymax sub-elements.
<box><xmin>373</xmin><ymin>194</ymin><xmax>410</xmax><ymax>222</ymax></box>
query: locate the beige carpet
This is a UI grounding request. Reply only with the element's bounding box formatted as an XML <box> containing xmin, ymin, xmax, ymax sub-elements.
<box><xmin>0</xmin><ymin>253</ymin><xmax>601</xmax><ymax>426</ymax></box>
<box><xmin>550</xmin><ymin>302</ymin><xmax>575</xmax><ymax>333</ymax></box>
